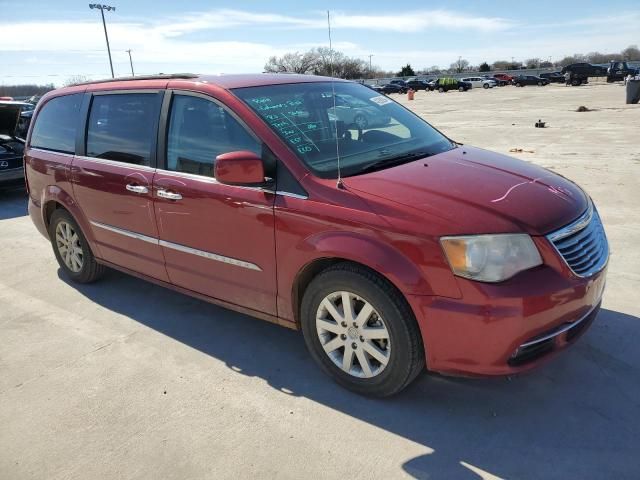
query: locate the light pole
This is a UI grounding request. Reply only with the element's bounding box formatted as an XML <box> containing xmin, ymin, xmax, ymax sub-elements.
<box><xmin>368</xmin><ymin>54</ymin><xmax>374</xmax><ymax>77</ymax></box>
<box><xmin>89</xmin><ymin>4</ymin><xmax>116</xmax><ymax>78</ymax></box>
<box><xmin>126</xmin><ymin>49</ymin><xmax>134</xmax><ymax>76</ymax></box>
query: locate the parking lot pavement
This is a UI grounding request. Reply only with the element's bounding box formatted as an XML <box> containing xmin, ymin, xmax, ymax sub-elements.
<box><xmin>1</xmin><ymin>84</ymin><xmax>639</xmax><ymax>480</ymax></box>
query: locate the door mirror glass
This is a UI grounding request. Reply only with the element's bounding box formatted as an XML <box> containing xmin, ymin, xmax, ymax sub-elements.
<box><xmin>215</xmin><ymin>151</ymin><xmax>266</xmax><ymax>186</ymax></box>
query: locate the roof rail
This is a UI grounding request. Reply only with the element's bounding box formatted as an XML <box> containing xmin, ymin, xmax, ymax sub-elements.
<box><xmin>70</xmin><ymin>73</ymin><xmax>199</xmax><ymax>86</ymax></box>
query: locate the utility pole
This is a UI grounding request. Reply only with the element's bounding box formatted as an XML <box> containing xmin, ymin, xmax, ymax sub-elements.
<box><xmin>126</xmin><ymin>49</ymin><xmax>135</xmax><ymax>76</ymax></box>
<box><xmin>368</xmin><ymin>54</ymin><xmax>373</xmax><ymax>78</ymax></box>
<box><xmin>89</xmin><ymin>4</ymin><xmax>116</xmax><ymax>78</ymax></box>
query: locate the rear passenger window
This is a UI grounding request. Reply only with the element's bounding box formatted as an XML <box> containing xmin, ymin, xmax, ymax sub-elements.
<box><xmin>30</xmin><ymin>94</ymin><xmax>82</xmax><ymax>154</ymax></box>
<box><xmin>86</xmin><ymin>93</ymin><xmax>162</xmax><ymax>166</ymax></box>
<box><xmin>166</xmin><ymin>94</ymin><xmax>260</xmax><ymax>177</ymax></box>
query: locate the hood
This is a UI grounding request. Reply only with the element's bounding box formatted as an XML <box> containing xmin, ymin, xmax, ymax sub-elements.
<box><xmin>344</xmin><ymin>145</ymin><xmax>588</xmax><ymax>236</ymax></box>
<box><xmin>0</xmin><ymin>104</ymin><xmax>21</xmax><ymax>138</ymax></box>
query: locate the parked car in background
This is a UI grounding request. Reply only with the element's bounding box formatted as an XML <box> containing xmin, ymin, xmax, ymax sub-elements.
<box><xmin>24</xmin><ymin>73</ymin><xmax>609</xmax><ymax>396</ymax></box>
<box><xmin>433</xmin><ymin>78</ymin><xmax>471</xmax><ymax>92</ymax></box>
<box><xmin>389</xmin><ymin>79</ymin><xmax>410</xmax><ymax>91</ymax></box>
<box><xmin>404</xmin><ymin>79</ymin><xmax>430</xmax><ymax>91</ymax></box>
<box><xmin>561</xmin><ymin>63</ymin><xmax>608</xmax><ymax>77</ymax></box>
<box><xmin>493</xmin><ymin>73</ymin><xmax>514</xmax><ymax>84</ymax></box>
<box><xmin>461</xmin><ymin>77</ymin><xmax>496</xmax><ymax>89</ymax></box>
<box><xmin>0</xmin><ymin>102</ymin><xmax>26</xmax><ymax>187</ymax></box>
<box><xmin>607</xmin><ymin>61</ymin><xmax>639</xmax><ymax>82</ymax></box>
<box><xmin>329</xmin><ymin>93</ymin><xmax>392</xmax><ymax>129</ymax></box>
<box><xmin>482</xmin><ymin>75</ymin><xmax>508</xmax><ymax>86</ymax></box>
<box><xmin>539</xmin><ymin>72</ymin><xmax>564</xmax><ymax>83</ymax></box>
<box><xmin>513</xmin><ymin>75</ymin><xmax>549</xmax><ymax>87</ymax></box>
<box><xmin>372</xmin><ymin>83</ymin><xmax>407</xmax><ymax>94</ymax></box>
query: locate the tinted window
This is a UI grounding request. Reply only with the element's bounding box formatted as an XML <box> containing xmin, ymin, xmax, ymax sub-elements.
<box><xmin>166</xmin><ymin>94</ymin><xmax>260</xmax><ymax>177</ymax></box>
<box><xmin>86</xmin><ymin>93</ymin><xmax>161</xmax><ymax>166</ymax></box>
<box><xmin>234</xmin><ymin>82</ymin><xmax>453</xmax><ymax>178</ymax></box>
<box><xmin>30</xmin><ymin>94</ymin><xmax>82</xmax><ymax>154</ymax></box>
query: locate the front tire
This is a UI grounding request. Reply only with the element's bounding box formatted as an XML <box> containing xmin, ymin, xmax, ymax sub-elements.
<box><xmin>438</xmin><ymin>87</ymin><xmax>444</xmax><ymax>93</ymax></box>
<box><xmin>483</xmin><ymin>83</ymin><xmax>489</xmax><ymax>89</ymax></box>
<box><xmin>458</xmin><ymin>86</ymin><xmax>465</xmax><ymax>92</ymax></box>
<box><xmin>301</xmin><ymin>263</ymin><xmax>425</xmax><ymax>397</ymax></box>
<box><xmin>49</xmin><ymin>209</ymin><xmax>105</xmax><ymax>283</ymax></box>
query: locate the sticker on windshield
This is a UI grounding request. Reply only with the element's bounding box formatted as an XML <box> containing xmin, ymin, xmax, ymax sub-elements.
<box><xmin>369</xmin><ymin>95</ymin><xmax>392</xmax><ymax>106</ymax></box>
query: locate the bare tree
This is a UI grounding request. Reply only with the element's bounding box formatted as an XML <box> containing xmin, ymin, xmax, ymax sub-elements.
<box><xmin>264</xmin><ymin>51</ymin><xmax>318</xmax><ymax>74</ymax></box>
<box><xmin>525</xmin><ymin>58</ymin><xmax>540</xmax><ymax>69</ymax></box>
<box><xmin>64</xmin><ymin>75</ymin><xmax>90</xmax><ymax>86</ymax></box>
<box><xmin>621</xmin><ymin>45</ymin><xmax>640</xmax><ymax>61</ymax></box>
<box><xmin>450</xmin><ymin>58</ymin><xmax>469</xmax><ymax>73</ymax></box>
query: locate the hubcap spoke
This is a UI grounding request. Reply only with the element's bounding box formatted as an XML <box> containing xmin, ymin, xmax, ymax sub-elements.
<box><xmin>354</xmin><ymin>302</ymin><xmax>374</xmax><ymax>328</ymax></box>
<box><xmin>341</xmin><ymin>292</ymin><xmax>355</xmax><ymax>322</ymax></box>
<box><xmin>363</xmin><ymin>341</ymin><xmax>389</xmax><ymax>366</ymax></box>
<box><xmin>355</xmin><ymin>348</ymin><xmax>373</xmax><ymax>378</ymax></box>
<box><xmin>322</xmin><ymin>336</ymin><xmax>343</xmax><ymax>354</ymax></box>
<box><xmin>360</xmin><ymin>325</ymin><xmax>389</xmax><ymax>340</ymax></box>
<box><xmin>321</xmin><ymin>298</ymin><xmax>343</xmax><ymax>323</ymax></box>
<box><xmin>317</xmin><ymin>319</ymin><xmax>342</xmax><ymax>335</ymax></box>
<box><xmin>342</xmin><ymin>345</ymin><xmax>354</xmax><ymax>372</ymax></box>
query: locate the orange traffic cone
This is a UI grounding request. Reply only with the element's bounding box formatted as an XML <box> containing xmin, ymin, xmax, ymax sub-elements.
<box><xmin>408</xmin><ymin>89</ymin><xmax>415</xmax><ymax>100</ymax></box>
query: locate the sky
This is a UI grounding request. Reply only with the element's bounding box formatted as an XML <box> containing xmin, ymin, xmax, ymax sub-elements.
<box><xmin>1</xmin><ymin>0</ymin><xmax>638</xmax><ymax>85</ymax></box>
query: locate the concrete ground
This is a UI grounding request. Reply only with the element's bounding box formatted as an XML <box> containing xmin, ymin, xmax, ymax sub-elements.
<box><xmin>1</xmin><ymin>83</ymin><xmax>639</xmax><ymax>480</ymax></box>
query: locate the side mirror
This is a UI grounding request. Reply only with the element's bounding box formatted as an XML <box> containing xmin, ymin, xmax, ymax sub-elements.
<box><xmin>214</xmin><ymin>151</ymin><xmax>266</xmax><ymax>186</ymax></box>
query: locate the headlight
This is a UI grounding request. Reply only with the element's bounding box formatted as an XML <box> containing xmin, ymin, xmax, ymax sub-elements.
<box><xmin>440</xmin><ymin>234</ymin><xmax>542</xmax><ymax>282</ymax></box>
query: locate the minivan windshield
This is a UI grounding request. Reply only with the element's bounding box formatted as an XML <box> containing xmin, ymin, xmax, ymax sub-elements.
<box><xmin>233</xmin><ymin>82</ymin><xmax>454</xmax><ymax>178</ymax></box>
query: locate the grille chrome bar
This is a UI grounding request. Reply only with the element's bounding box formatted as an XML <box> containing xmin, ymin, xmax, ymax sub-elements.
<box><xmin>547</xmin><ymin>201</ymin><xmax>609</xmax><ymax>277</ymax></box>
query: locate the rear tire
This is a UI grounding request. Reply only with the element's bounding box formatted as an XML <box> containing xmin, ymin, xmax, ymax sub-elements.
<box><xmin>538</xmin><ymin>81</ymin><xmax>543</xmax><ymax>86</ymax></box>
<box><xmin>483</xmin><ymin>83</ymin><xmax>489</xmax><ymax>89</ymax></box>
<box><xmin>301</xmin><ymin>263</ymin><xmax>425</xmax><ymax>397</ymax></box>
<box><xmin>516</xmin><ymin>82</ymin><xmax>522</xmax><ymax>87</ymax></box>
<box><xmin>49</xmin><ymin>209</ymin><xmax>105</xmax><ymax>283</ymax></box>
<box><xmin>458</xmin><ymin>86</ymin><xmax>464</xmax><ymax>92</ymax></box>
<box><xmin>438</xmin><ymin>87</ymin><xmax>444</xmax><ymax>93</ymax></box>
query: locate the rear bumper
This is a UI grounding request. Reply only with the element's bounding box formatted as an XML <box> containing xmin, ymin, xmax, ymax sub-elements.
<box><xmin>28</xmin><ymin>196</ymin><xmax>49</xmax><ymax>239</ymax></box>
<box><xmin>407</xmin><ymin>264</ymin><xmax>607</xmax><ymax>376</ymax></box>
<box><xmin>0</xmin><ymin>166</ymin><xmax>24</xmax><ymax>184</ymax></box>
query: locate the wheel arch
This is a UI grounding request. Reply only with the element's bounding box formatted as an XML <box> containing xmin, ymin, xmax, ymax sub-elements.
<box><xmin>41</xmin><ymin>185</ymin><xmax>100</xmax><ymax>256</ymax></box>
<box><xmin>288</xmin><ymin>231</ymin><xmax>435</xmax><ymax>326</ymax></box>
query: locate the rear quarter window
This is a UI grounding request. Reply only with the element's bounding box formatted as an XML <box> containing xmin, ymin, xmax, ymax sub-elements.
<box><xmin>30</xmin><ymin>94</ymin><xmax>82</xmax><ymax>154</ymax></box>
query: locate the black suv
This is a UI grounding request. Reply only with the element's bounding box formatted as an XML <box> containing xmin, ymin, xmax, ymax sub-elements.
<box><xmin>561</xmin><ymin>63</ymin><xmax>608</xmax><ymax>77</ymax></box>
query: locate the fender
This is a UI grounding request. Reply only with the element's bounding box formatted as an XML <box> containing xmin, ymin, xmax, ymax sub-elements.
<box><xmin>40</xmin><ymin>184</ymin><xmax>103</xmax><ymax>259</ymax></box>
<box><xmin>278</xmin><ymin>228</ymin><xmax>451</xmax><ymax>324</ymax></box>
<box><xmin>305</xmin><ymin>230</ymin><xmax>433</xmax><ymax>295</ymax></box>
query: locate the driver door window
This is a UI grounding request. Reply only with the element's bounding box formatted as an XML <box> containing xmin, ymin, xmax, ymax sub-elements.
<box><xmin>166</xmin><ymin>94</ymin><xmax>261</xmax><ymax>177</ymax></box>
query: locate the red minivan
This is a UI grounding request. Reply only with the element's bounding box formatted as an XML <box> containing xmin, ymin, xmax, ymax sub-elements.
<box><xmin>24</xmin><ymin>74</ymin><xmax>608</xmax><ymax>396</ymax></box>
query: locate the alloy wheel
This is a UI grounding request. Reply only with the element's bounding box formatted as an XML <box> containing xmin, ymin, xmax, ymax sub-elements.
<box><xmin>315</xmin><ymin>291</ymin><xmax>391</xmax><ymax>378</ymax></box>
<box><xmin>55</xmin><ymin>221</ymin><xmax>84</xmax><ymax>272</ymax></box>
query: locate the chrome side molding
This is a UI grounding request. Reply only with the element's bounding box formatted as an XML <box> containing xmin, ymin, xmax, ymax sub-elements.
<box><xmin>90</xmin><ymin>220</ymin><xmax>261</xmax><ymax>271</ymax></box>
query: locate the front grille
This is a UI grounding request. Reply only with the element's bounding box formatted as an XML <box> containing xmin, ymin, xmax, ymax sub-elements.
<box><xmin>547</xmin><ymin>202</ymin><xmax>608</xmax><ymax>277</ymax></box>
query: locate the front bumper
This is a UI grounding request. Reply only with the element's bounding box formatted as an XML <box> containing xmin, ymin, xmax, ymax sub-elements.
<box><xmin>407</xmin><ymin>262</ymin><xmax>607</xmax><ymax>376</ymax></box>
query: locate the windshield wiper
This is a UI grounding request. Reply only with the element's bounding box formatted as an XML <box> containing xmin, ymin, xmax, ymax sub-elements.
<box><xmin>354</xmin><ymin>151</ymin><xmax>429</xmax><ymax>175</ymax></box>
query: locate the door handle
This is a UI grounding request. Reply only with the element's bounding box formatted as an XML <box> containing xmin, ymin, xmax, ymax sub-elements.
<box><xmin>126</xmin><ymin>184</ymin><xmax>149</xmax><ymax>194</ymax></box>
<box><xmin>157</xmin><ymin>189</ymin><xmax>182</xmax><ymax>201</ymax></box>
